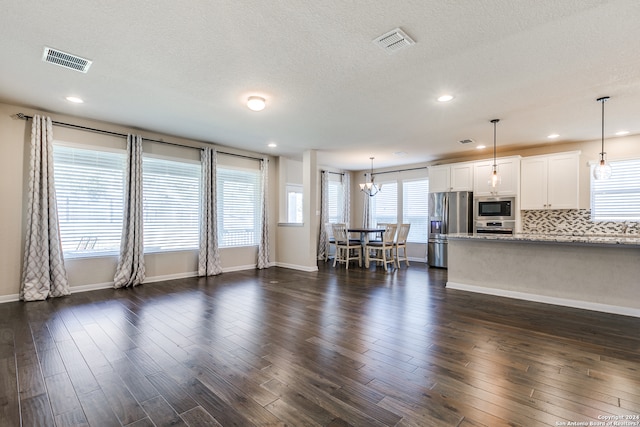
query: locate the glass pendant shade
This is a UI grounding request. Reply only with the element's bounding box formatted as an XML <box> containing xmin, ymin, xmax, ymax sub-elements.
<box><xmin>593</xmin><ymin>158</ymin><xmax>612</xmax><ymax>180</ymax></box>
<box><xmin>489</xmin><ymin>167</ymin><xmax>501</xmax><ymax>188</ymax></box>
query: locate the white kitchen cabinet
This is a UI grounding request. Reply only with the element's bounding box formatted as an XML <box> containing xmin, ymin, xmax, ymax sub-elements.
<box><xmin>520</xmin><ymin>151</ymin><xmax>580</xmax><ymax>210</ymax></box>
<box><xmin>429</xmin><ymin>162</ymin><xmax>473</xmax><ymax>192</ymax></box>
<box><xmin>473</xmin><ymin>156</ymin><xmax>520</xmax><ymax>196</ymax></box>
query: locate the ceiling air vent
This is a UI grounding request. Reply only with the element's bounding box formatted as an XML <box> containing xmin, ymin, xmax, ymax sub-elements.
<box><xmin>373</xmin><ymin>28</ymin><xmax>415</xmax><ymax>54</ymax></box>
<box><xmin>42</xmin><ymin>47</ymin><xmax>92</xmax><ymax>73</ymax></box>
<box><xmin>459</xmin><ymin>139</ymin><xmax>475</xmax><ymax>145</ymax></box>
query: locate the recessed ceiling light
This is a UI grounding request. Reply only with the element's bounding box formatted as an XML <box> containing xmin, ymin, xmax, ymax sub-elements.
<box><xmin>437</xmin><ymin>94</ymin><xmax>454</xmax><ymax>102</ymax></box>
<box><xmin>476</xmin><ymin>145</ymin><xmax>486</xmax><ymax>149</ymax></box>
<box><xmin>247</xmin><ymin>96</ymin><xmax>266</xmax><ymax>111</ymax></box>
<box><xmin>65</xmin><ymin>96</ymin><xmax>84</xmax><ymax>104</ymax></box>
<box><xmin>615</xmin><ymin>130</ymin><xmax>630</xmax><ymax>136</ymax></box>
<box><xmin>267</xmin><ymin>142</ymin><xmax>277</xmax><ymax>148</ymax></box>
<box><xmin>547</xmin><ymin>133</ymin><xmax>560</xmax><ymax>139</ymax></box>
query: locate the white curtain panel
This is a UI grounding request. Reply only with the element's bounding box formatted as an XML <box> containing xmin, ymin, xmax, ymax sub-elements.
<box><xmin>198</xmin><ymin>148</ymin><xmax>222</xmax><ymax>276</ymax></box>
<box><xmin>257</xmin><ymin>157</ymin><xmax>270</xmax><ymax>269</ymax></box>
<box><xmin>20</xmin><ymin>115</ymin><xmax>70</xmax><ymax>301</ymax></box>
<box><xmin>362</xmin><ymin>173</ymin><xmax>371</xmax><ymax>228</ymax></box>
<box><xmin>317</xmin><ymin>170</ymin><xmax>329</xmax><ymax>259</ymax></box>
<box><xmin>342</xmin><ymin>171</ymin><xmax>350</xmax><ymax>225</ymax></box>
<box><xmin>114</xmin><ymin>134</ymin><xmax>145</xmax><ymax>288</ymax></box>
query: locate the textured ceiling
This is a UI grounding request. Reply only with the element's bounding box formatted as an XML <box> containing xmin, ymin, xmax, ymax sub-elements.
<box><xmin>1</xmin><ymin>0</ymin><xmax>639</xmax><ymax>170</ymax></box>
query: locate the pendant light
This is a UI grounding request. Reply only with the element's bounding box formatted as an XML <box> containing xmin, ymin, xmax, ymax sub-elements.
<box><xmin>359</xmin><ymin>157</ymin><xmax>381</xmax><ymax>197</ymax></box>
<box><xmin>489</xmin><ymin>119</ymin><xmax>501</xmax><ymax>190</ymax></box>
<box><xmin>593</xmin><ymin>96</ymin><xmax>612</xmax><ymax>180</ymax></box>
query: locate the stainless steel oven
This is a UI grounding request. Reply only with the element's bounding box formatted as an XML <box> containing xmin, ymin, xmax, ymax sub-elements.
<box><xmin>475</xmin><ymin>220</ymin><xmax>515</xmax><ymax>235</ymax></box>
<box><xmin>475</xmin><ymin>196</ymin><xmax>515</xmax><ymax>221</ymax></box>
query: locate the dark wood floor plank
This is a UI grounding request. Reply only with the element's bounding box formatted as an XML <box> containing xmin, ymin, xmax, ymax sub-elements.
<box><xmin>18</xmin><ymin>361</ymin><xmax>47</xmax><ymax>399</ymax></box>
<box><xmin>0</xmin><ymin>357</ymin><xmax>20</xmax><ymax>427</ymax></box>
<box><xmin>77</xmin><ymin>388</ymin><xmax>122</xmax><ymax>427</ymax></box>
<box><xmin>44</xmin><ymin>372</ymin><xmax>82</xmax><ymax>415</ymax></box>
<box><xmin>20</xmin><ymin>393</ymin><xmax>55</xmax><ymax>427</ymax></box>
<box><xmin>140</xmin><ymin>395</ymin><xmax>188</xmax><ymax>427</ymax></box>
<box><xmin>184</xmin><ymin>378</ymin><xmax>256</xmax><ymax>427</ymax></box>
<box><xmin>146</xmin><ymin>371</ymin><xmax>198</xmax><ymax>415</ymax></box>
<box><xmin>180</xmin><ymin>405</ymin><xmax>223</xmax><ymax>427</ymax></box>
<box><xmin>54</xmin><ymin>408</ymin><xmax>90</xmax><ymax>427</ymax></box>
<box><xmin>95</xmin><ymin>371</ymin><xmax>148</xmax><ymax>425</ymax></box>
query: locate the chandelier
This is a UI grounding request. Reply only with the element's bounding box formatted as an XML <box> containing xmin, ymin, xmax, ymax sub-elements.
<box><xmin>359</xmin><ymin>157</ymin><xmax>381</xmax><ymax>197</ymax></box>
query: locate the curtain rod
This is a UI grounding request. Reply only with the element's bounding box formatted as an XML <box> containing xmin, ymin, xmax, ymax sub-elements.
<box><xmin>372</xmin><ymin>166</ymin><xmax>429</xmax><ymax>176</ymax></box>
<box><xmin>16</xmin><ymin>113</ymin><xmax>264</xmax><ymax>162</ymax></box>
<box><xmin>321</xmin><ymin>170</ymin><xmax>344</xmax><ymax>176</ymax></box>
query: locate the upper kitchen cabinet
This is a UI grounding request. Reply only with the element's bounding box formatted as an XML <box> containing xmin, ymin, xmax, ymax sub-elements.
<box><xmin>429</xmin><ymin>162</ymin><xmax>473</xmax><ymax>193</ymax></box>
<box><xmin>520</xmin><ymin>151</ymin><xmax>580</xmax><ymax>210</ymax></box>
<box><xmin>473</xmin><ymin>156</ymin><xmax>521</xmax><ymax>197</ymax></box>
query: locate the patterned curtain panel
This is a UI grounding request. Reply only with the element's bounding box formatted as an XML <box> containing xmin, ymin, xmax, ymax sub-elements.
<box><xmin>257</xmin><ymin>157</ymin><xmax>270</xmax><ymax>269</ymax></box>
<box><xmin>362</xmin><ymin>173</ymin><xmax>371</xmax><ymax>228</ymax></box>
<box><xmin>342</xmin><ymin>171</ymin><xmax>350</xmax><ymax>225</ymax></box>
<box><xmin>113</xmin><ymin>134</ymin><xmax>145</xmax><ymax>288</ymax></box>
<box><xmin>20</xmin><ymin>115</ymin><xmax>70</xmax><ymax>301</ymax></box>
<box><xmin>198</xmin><ymin>148</ymin><xmax>222</xmax><ymax>276</ymax></box>
<box><xmin>317</xmin><ymin>170</ymin><xmax>329</xmax><ymax>259</ymax></box>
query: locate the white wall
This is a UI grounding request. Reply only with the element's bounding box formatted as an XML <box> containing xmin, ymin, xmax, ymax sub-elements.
<box><xmin>0</xmin><ymin>101</ymin><xmax>277</xmax><ymax>300</ymax></box>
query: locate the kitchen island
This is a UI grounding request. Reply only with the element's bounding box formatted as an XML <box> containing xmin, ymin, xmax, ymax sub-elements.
<box><xmin>446</xmin><ymin>233</ymin><xmax>640</xmax><ymax>317</ymax></box>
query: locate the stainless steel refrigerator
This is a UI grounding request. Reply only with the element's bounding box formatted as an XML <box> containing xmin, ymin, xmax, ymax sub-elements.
<box><xmin>427</xmin><ymin>191</ymin><xmax>473</xmax><ymax>268</ymax></box>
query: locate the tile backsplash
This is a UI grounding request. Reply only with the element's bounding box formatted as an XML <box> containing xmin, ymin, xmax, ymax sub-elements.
<box><xmin>521</xmin><ymin>209</ymin><xmax>639</xmax><ymax>235</ymax></box>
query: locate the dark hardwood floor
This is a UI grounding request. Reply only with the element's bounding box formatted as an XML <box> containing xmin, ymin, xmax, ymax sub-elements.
<box><xmin>1</xmin><ymin>262</ymin><xmax>639</xmax><ymax>426</ymax></box>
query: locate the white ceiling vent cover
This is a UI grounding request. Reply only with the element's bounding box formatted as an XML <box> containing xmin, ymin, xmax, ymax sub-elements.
<box><xmin>42</xmin><ymin>47</ymin><xmax>92</xmax><ymax>73</ymax></box>
<box><xmin>459</xmin><ymin>139</ymin><xmax>475</xmax><ymax>145</ymax></box>
<box><xmin>373</xmin><ymin>28</ymin><xmax>415</xmax><ymax>54</ymax></box>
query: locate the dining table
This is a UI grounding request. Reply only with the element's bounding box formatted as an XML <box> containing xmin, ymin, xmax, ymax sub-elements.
<box><xmin>347</xmin><ymin>227</ymin><xmax>385</xmax><ymax>246</ymax></box>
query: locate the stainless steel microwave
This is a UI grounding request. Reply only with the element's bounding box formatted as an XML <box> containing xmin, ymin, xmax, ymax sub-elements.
<box><xmin>475</xmin><ymin>196</ymin><xmax>515</xmax><ymax>220</ymax></box>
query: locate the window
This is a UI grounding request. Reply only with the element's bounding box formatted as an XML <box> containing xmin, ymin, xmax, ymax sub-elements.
<box><xmin>218</xmin><ymin>166</ymin><xmax>261</xmax><ymax>247</ymax></box>
<box><xmin>286</xmin><ymin>184</ymin><xmax>303</xmax><ymax>223</ymax></box>
<box><xmin>328</xmin><ymin>179</ymin><xmax>344</xmax><ymax>223</ymax></box>
<box><xmin>591</xmin><ymin>158</ymin><xmax>640</xmax><ymax>221</ymax></box>
<box><xmin>53</xmin><ymin>144</ymin><xmax>126</xmax><ymax>258</ymax></box>
<box><xmin>403</xmin><ymin>179</ymin><xmax>429</xmax><ymax>243</ymax></box>
<box><xmin>372</xmin><ymin>181</ymin><xmax>397</xmax><ymax>226</ymax></box>
<box><xmin>143</xmin><ymin>155</ymin><xmax>201</xmax><ymax>252</ymax></box>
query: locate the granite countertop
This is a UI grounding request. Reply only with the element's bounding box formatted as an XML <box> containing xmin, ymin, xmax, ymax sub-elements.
<box><xmin>447</xmin><ymin>232</ymin><xmax>640</xmax><ymax>247</ymax></box>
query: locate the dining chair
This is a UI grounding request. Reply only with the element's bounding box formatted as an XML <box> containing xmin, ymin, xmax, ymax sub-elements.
<box><xmin>393</xmin><ymin>223</ymin><xmax>411</xmax><ymax>268</ymax></box>
<box><xmin>365</xmin><ymin>223</ymin><xmax>397</xmax><ymax>271</ymax></box>
<box><xmin>332</xmin><ymin>223</ymin><xmax>362</xmax><ymax>269</ymax></box>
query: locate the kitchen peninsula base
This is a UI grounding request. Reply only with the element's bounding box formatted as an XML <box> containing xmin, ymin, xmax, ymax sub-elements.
<box><xmin>446</xmin><ymin>235</ymin><xmax>640</xmax><ymax>318</ymax></box>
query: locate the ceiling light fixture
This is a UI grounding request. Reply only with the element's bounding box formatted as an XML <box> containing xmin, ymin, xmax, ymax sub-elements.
<box><xmin>359</xmin><ymin>157</ymin><xmax>381</xmax><ymax>197</ymax></box>
<box><xmin>593</xmin><ymin>96</ymin><xmax>612</xmax><ymax>180</ymax></box>
<box><xmin>65</xmin><ymin>96</ymin><xmax>84</xmax><ymax>103</ymax></box>
<box><xmin>267</xmin><ymin>142</ymin><xmax>277</xmax><ymax>148</ymax></box>
<box><xmin>490</xmin><ymin>119</ymin><xmax>501</xmax><ymax>191</ymax></box>
<box><xmin>476</xmin><ymin>145</ymin><xmax>486</xmax><ymax>149</ymax></box>
<box><xmin>247</xmin><ymin>96</ymin><xmax>266</xmax><ymax>111</ymax></box>
<box><xmin>547</xmin><ymin>133</ymin><xmax>559</xmax><ymax>139</ymax></box>
<box><xmin>615</xmin><ymin>130</ymin><xmax>629</xmax><ymax>136</ymax></box>
<box><xmin>437</xmin><ymin>94</ymin><xmax>454</xmax><ymax>102</ymax></box>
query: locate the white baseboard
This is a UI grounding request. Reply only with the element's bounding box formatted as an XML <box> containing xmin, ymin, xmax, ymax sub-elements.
<box><xmin>446</xmin><ymin>281</ymin><xmax>640</xmax><ymax>318</ymax></box>
<box><xmin>0</xmin><ymin>293</ymin><xmax>20</xmax><ymax>303</ymax></box>
<box><xmin>275</xmin><ymin>262</ymin><xmax>319</xmax><ymax>272</ymax></box>
<box><xmin>143</xmin><ymin>271</ymin><xmax>198</xmax><ymax>284</ymax></box>
<box><xmin>70</xmin><ymin>281</ymin><xmax>114</xmax><ymax>293</ymax></box>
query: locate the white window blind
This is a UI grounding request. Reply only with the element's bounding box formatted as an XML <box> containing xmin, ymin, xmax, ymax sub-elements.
<box><xmin>591</xmin><ymin>158</ymin><xmax>640</xmax><ymax>221</ymax></box>
<box><xmin>328</xmin><ymin>180</ymin><xmax>344</xmax><ymax>223</ymax></box>
<box><xmin>53</xmin><ymin>144</ymin><xmax>125</xmax><ymax>258</ymax></box>
<box><xmin>143</xmin><ymin>156</ymin><xmax>201</xmax><ymax>252</ymax></box>
<box><xmin>217</xmin><ymin>167</ymin><xmax>261</xmax><ymax>247</ymax></box>
<box><xmin>403</xmin><ymin>179</ymin><xmax>429</xmax><ymax>243</ymax></box>
<box><xmin>372</xmin><ymin>181</ymin><xmax>398</xmax><ymax>226</ymax></box>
